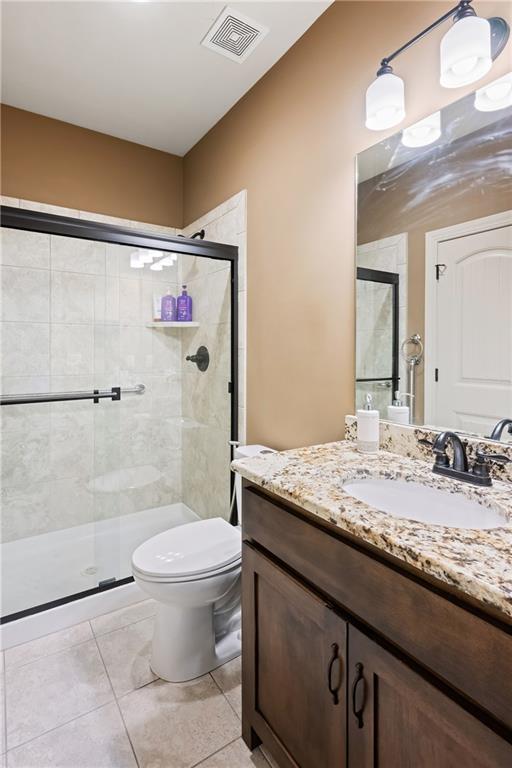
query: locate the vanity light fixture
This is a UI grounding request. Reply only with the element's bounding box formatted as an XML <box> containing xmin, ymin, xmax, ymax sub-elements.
<box><xmin>401</xmin><ymin>111</ymin><xmax>441</xmax><ymax>147</ymax></box>
<box><xmin>474</xmin><ymin>71</ymin><xmax>512</xmax><ymax>111</ymax></box>
<box><xmin>149</xmin><ymin>253</ymin><xmax>178</xmax><ymax>271</ymax></box>
<box><xmin>365</xmin><ymin>0</ymin><xmax>510</xmax><ymax>131</ymax></box>
<box><xmin>138</xmin><ymin>249</ymin><xmax>155</xmax><ymax>264</ymax></box>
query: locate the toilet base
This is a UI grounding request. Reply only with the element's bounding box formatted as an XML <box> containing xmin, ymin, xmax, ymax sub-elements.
<box><xmin>150</xmin><ymin>601</ymin><xmax>241</xmax><ymax>683</ymax></box>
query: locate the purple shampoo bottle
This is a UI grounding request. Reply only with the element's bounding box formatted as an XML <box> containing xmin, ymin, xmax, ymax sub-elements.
<box><xmin>161</xmin><ymin>289</ymin><xmax>177</xmax><ymax>322</ymax></box>
<box><xmin>177</xmin><ymin>285</ymin><xmax>193</xmax><ymax>322</ymax></box>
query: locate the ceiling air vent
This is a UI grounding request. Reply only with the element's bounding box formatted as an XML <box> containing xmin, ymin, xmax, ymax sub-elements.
<box><xmin>202</xmin><ymin>6</ymin><xmax>268</xmax><ymax>63</ymax></box>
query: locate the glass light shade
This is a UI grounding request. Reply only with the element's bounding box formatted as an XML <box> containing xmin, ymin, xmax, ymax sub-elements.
<box><xmin>149</xmin><ymin>261</ymin><xmax>164</xmax><ymax>271</ymax></box>
<box><xmin>138</xmin><ymin>249</ymin><xmax>155</xmax><ymax>264</ymax></box>
<box><xmin>365</xmin><ymin>72</ymin><xmax>405</xmax><ymax>131</ymax></box>
<box><xmin>440</xmin><ymin>16</ymin><xmax>492</xmax><ymax>88</ymax></box>
<box><xmin>474</xmin><ymin>72</ymin><xmax>512</xmax><ymax>111</ymax></box>
<box><xmin>130</xmin><ymin>254</ymin><xmax>144</xmax><ymax>269</ymax></box>
<box><xmin>160</xmin><ymin>255</ymin><xmax>176</xmax><ymax>266</ymax></box>
<box><xmin>401</xmin><ymin>111</ymin><xmax>441</xmax><ymax>147</ymax></box>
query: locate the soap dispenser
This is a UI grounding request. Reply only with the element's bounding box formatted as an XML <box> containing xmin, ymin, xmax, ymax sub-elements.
<box><xmin>387</xmin><ymin>391</ymin><xmax>412</xmax><ymax>425</ymax></box>
<box><xmin>357</xmin><ymin>393</ymin><xmax>380</xmax><ymax>454</ymax></box>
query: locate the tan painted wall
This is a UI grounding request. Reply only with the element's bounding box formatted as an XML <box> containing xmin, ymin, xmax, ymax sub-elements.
<box><xmin>183</xmin><ymin>0</ymin><xmax>512</xmax><ymax>450</ymax></box>
<box><xmin>1</xmin><ymin>105</ymin><xmax>183</xmax><ymax>227</ymax></box>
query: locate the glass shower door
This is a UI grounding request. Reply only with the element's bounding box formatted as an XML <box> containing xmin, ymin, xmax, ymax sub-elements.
<box><xmin>356</xmin><ymin>267</ymin><xmax>399</xmax><ymax>417</ymax></box>
<box><xmin>1</xmin><ymin>218</ymin><xmax>235</xmax><ymax>620</ymax></box>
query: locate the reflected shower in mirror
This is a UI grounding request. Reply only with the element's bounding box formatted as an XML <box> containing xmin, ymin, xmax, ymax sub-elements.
<box><xmin>356</xmin><ymin>73</ymin><xmax>512</xmax><ymax>441</ymax></box>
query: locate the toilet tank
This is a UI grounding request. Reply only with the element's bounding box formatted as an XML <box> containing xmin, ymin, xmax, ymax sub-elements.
<box><xmin>234</xmin><ymin>444</ymin><xmax>275</xmax><ymax>523</ymax></box>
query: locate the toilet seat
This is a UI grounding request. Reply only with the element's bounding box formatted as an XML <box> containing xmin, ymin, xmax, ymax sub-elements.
<box><xmin>132</xmin><ymin>517</ymin><xmax>241</xmax><ymax>583</ymax></box>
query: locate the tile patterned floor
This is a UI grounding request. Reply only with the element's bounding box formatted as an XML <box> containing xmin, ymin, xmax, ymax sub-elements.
<box><xmin>0</xmin><ymin>600</ymin><xmax>271</xmax><ymax>768</ymax></box>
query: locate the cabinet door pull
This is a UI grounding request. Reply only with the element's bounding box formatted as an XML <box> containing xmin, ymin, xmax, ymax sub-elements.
<box><xmin>352</xmin><ymin>662</ymin><xmax>366</xmax><ymax>728</ymax></box>
<box><xmin>327</xmin><ymin>643</ymin><xmax>341</xmax><ymax>705</ymax></box>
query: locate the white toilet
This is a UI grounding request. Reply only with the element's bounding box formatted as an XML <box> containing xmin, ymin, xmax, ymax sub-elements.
<box><xmin>131</xmin><ymin>444</ymin><xmax>274</xmax><ymax>682</ymax></box>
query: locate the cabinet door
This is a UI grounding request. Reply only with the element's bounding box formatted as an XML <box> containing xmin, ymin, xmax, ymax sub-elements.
<box><xmin>348</xmin><ymin>625</ymin><xmax>512</xmax><ymax>768</ymax></box>
<box><xmin>242</xmin><ymin>543</ymin><xmax>347</xmax><ymax>768</ymax></box>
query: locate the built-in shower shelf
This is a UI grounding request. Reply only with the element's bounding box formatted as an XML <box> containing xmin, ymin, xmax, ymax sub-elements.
<box><xmin>146</xmin><ymin>321</ymin><xmax>199</xmax><ymax>328</ymax></box>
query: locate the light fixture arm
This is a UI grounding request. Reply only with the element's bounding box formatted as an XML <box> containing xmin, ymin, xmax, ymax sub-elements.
<box><xmin>378</xmin><ymin>0</ymin><xmax>473</xmax><ymax>73</ymax></box>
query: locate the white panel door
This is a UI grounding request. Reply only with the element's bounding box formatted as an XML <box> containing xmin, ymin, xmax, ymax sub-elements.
<box><xmin>433</xmin><ymin>225</ymin><xmax>512</xmax><ymax>436</ymax></box>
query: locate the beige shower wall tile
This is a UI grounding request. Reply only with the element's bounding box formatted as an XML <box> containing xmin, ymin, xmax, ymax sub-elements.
<box><xmin>0</xmin><ymin>375</ymin><xmax>50</xmax><ymax>397</ymax></box>
<box><xmin>0</xmin><ymin>195</ymin><xmax>19</xmax><ymax>207</ymax></box>
<box><xmin>182</xmin><ymin>426</ymin><xmax>230</xmax><ymax>520</ymax></box>
<box><xmin>49</xmin><ymin>409</ymin><xmax>95</xmax><ymax>480</ymax></box>
<box><xmin>51</xmin><ymin>271</ymin><xmax>104</xmax><ymax>324</ymax></box>
<box><xmin>1</xmin><ymin>410</ymin><xmax>51</xmax><ymax>487</ymax></box>
<box><xmin>1</xmin><ymin>322</ymin><xmax>50</xmax><ymax>376</ymax></box>
<box><xmin>79</xmin><ymin>210</ymin><xmax>131</xmax><ymax>227</ymax></box>
<box><xmin>20</xmin><ymin>200</ymin><xmax>79</xmax><ymax>218</ymax></box>
<box><xmin>50</xmin><ymin>324</ymin><xmax>94</xmax><ymax>375</ymax></box>
<box><xmin>0</xmin><ymin>228</ymin><xmax>50</xmax><ymax>269</ymax></box>
<box><xmin>130</xmin><ymin>220</ymin><xmax>176</xmax><ymax>236</ymax></box>
<box><xmin>1</xmin><ymin>266</ymin><xmax>50</xmax><ymax>322</ymax></box>
<box><xmin>94</xmin><ymin>324</ymin><xmax>121</xmax><ymax>381</ymax></box>
<box><xmin>51</xmin><ymin>235</ymin><xmax>106</xmax><ymax>275</ymax></box>
<box><xmin>0</xmin><ymin>481</ymin><xmax>52</xmax><ymax>542</ymax></box>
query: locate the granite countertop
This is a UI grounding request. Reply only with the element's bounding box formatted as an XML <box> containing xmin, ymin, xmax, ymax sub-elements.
<box><xmin>232</xmin><ymin>441</ymin><xmax>512</xmax><ymax>619</ymax></box>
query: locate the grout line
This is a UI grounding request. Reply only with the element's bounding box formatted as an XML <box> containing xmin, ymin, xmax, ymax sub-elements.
<box><xmin>89</xmin><ymin>633</ymin><xmax>140</xmax><ymax>766</ymax></box>
<box><xmin>4</xmin><ymin>698</ymin><xmax>115</xmax><ymax>755</ymax></box>
<box><xmin>4</xmin><ymin>635</ymin><xmax>96</xmax><ymax>673</ymax></box>
<box><xmin>189</xmin><ymin>736</ymin><xmax>241</xmax><ymax>768</ymax></box>
<box><xmin>113</xmin><ymin>696</ymin><xmax>140</xmax><ymax>768</ymax></box>
<box><xmin>91</xmin><ymin>609</ymin><xmax>156</xmax><ymax>640</ymax></box>
<box><xmin>208</xmin><ymin>672</ymin><xmax>241</xmax><ymax>722</ymax></box>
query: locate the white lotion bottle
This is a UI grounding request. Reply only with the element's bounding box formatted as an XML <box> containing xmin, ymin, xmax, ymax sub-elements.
<box><xmin>357</xmin><ymin>393</ymin><xmax>380</xmax><ymax>454</ymax></box>
<box><xmin>387</xmin><ymin>391</ymin><xmax>411</xmax><ymax>425</ymax></box>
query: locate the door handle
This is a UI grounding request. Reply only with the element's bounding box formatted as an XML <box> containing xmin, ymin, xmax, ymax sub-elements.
<box><xmin>327</xmin><ymin>643</ymin><xmax>341</xmax><ymax>705</ymax></box>
<box><xmin>352</xmin><ymin>662</ymin><xmax>366</xmax><ymax>728</ymax></box>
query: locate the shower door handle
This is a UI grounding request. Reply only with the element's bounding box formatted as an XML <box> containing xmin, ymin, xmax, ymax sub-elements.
<box><xmin>0</xmin><ymin>384</ymin><xmax>145</xmax><ymax>406</ymax></box>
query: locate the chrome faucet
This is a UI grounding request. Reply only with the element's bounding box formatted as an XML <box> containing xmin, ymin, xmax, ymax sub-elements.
<box><xmin>419</xmin><ymin>431</ymin><xmax>510</xmax><ymax>487</ymax></box>
<box><xmin>489</xmin><ymin>418</ymin><xmax>512</xmax><ymax>442</ymax></box>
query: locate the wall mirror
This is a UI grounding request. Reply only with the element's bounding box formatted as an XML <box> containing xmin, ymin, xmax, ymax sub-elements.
<box><xmin>355</xmin><ymin>78</ymin><xmax>512</xmax><ymax>442</ymax></box>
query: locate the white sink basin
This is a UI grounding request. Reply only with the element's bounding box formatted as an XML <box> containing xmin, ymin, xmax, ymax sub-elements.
<box><xmin>343</xmin><ymin>478</ymin><xmax>508</xmax><ymax>530</ymax></box>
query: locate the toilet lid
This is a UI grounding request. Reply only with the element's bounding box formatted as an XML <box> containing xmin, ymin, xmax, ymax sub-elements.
<box><xmin>132</xmin><ymin>518</ymin><xmax>241</xmax><ymax>579</ymax></box>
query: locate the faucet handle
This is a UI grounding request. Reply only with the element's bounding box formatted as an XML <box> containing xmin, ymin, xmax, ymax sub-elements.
<box><xmin>472</xmin><ymin>449</ymin><xmax>511</xmax><ymax>482</ymax></box>
<box><xmin>474</xmin><ymin>449</ymin><xmax>511</xmax><ymax>465</ymax></box>
<box><xmin>418</xmin><ymin>436</ymin><xmax>450</xmax><ymax>467</ymax></box>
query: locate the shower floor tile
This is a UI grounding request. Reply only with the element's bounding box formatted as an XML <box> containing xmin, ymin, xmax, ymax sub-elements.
<box><xmin>2</xmin><ymin>602</ymin><xmax>269</xmax><ymax>768</ymax></box>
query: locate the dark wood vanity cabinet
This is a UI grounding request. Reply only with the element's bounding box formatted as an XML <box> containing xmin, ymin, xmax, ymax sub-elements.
<box><xmin>241</xmin><ymin>485</ymin><xmax>512</xmax><ymax>768</ymax></box>
<box><xmin>242</xmin><ymin>543</ymin><xmax>347</xmax><ymax>768</ymax></box>
<box><xmin>347</xmin><ymin>626</ymin><xmax>511</xmax><ymax>768</ymax></box>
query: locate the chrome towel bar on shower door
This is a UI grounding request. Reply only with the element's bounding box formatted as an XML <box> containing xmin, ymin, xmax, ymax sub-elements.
<box><xmin>0</xmin><ymin>384</ymin><xmax>145</xmax><ymax>406</ymax></box>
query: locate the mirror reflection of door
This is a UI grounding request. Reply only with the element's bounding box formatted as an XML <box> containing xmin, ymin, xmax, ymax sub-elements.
<box><xmin>426</xmin><ymin>214</ymin><xmax>512</xmax><ymax>439</ymax></box>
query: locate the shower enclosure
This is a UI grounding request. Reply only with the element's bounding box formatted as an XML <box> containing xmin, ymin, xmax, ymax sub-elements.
<box><xmin>0</xmin><ymin>206</ymin><xmax>238</xmax><ymax>622</ymax></box>
<box><xmin>355</xmin><ymin>266</ymin><xmax>399</xmax><ymax>416</ymax></box>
